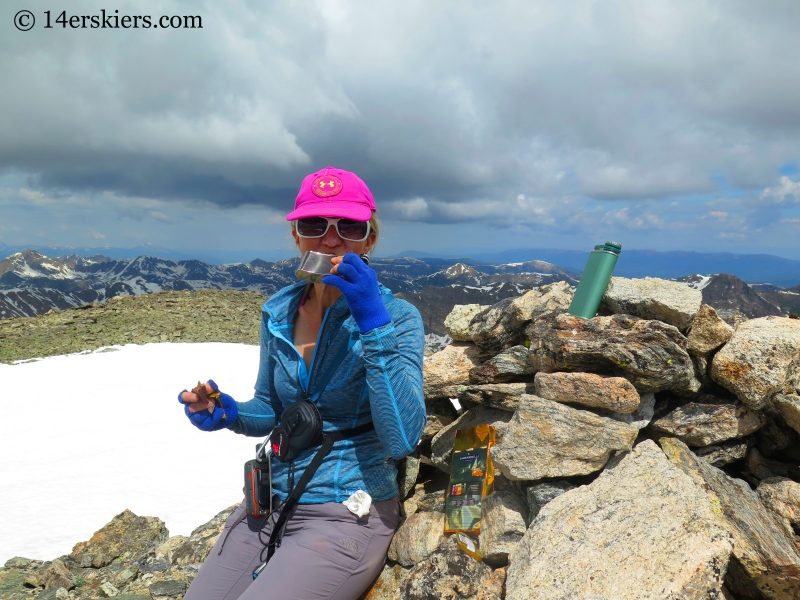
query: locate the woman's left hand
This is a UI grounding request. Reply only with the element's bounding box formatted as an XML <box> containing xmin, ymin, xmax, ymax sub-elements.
<box><xmin>324</xmin><ymin>253</ymin><xmax>391</xmax><ymax>334</ymax></box>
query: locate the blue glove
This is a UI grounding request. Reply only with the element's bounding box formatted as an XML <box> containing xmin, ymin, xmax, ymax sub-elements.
<box><xmin>178</xmin><ymin>379</ymin><xmax>238</xmax><ymax>432</ymax></box>
<box><xmin>323</xmin><ymin>253</ymin><xmax>391</xmax><ymax>334</ymax></box>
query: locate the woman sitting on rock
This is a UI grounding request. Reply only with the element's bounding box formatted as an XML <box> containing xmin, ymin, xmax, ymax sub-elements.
<box><xmin>177</xmin><ymin>166</ymin><xmax>426</xmax><ymax>600</ymax></box>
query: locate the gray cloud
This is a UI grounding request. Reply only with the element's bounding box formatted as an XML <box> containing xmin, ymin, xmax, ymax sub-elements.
<box><xmin>3</xmin><ymin>0</ymin><xmax>800</xmax><ymax>232</ymax></box>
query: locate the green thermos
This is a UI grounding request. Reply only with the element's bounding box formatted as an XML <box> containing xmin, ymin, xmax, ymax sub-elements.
<box><xmin>568</xmin><ymin>241</ymin><xmax>622</xmax><ymax>319</ymax></box>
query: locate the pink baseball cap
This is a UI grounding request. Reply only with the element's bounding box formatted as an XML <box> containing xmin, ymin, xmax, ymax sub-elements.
<box><xmin>286</xmin><ymin>166</ymin><xmax>376</xmax><ymax>222</ymax></box>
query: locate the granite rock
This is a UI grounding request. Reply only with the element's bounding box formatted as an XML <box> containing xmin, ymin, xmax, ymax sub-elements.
<box><xmin>687</xmin><ymin>304</ymin><xmax>734</xmax><ymax>357</ymax></box>
<box><xmin>404</xmin><ymin>490</ymin><xmax>446</xmax><ymax>516</ymax></box>
<box><xmin>4</xmin><ymin>557</ymin><xmax>42</xmax><ymax>570</ymax></box>
<box><xmin>650</xmin><ymin>401</ymin><xmax>766</xmax><ymax>447</ymax></box>
<box><xmin>418</xmin><ymin>491</ymin><xmax>446</xmax><ymax>513</ymax></box>
<box><xmin>695</xmin><ymin>441</ymin><xmax>750</xmax><ymax>467</ymax></box>
<box><xmin>527</xmin><ymin>312</ymin><xmax>699</xmax><ymax>393</ymax></box>
<box><xmin>523</xmin><ymin>480</ymin><xmax>577</xmax><ymax>523</ymax></box>
<box><xmin>423</xmin><ymin>342</ymin><xmax>483</xmax><ymax>399</ymax></box>
<box><xmin>457</xmin><ymin>382</ymin><xmax>535</xmax><ymax>411</ymax></box>
<box><xmin>534</xmin><ymin>371</ymin><xmax>641</xmax><ymax>413</ymax></box>
<box><xmin>711</xmin><ymin>316</ymin><xmax>800</xmax><ymax>409</ymax></box>
<box><xmin>170</xmin><ymin>504</ymin><xmax>238</xmax><ymax>566</ymax></box>
<box><xmin>469</xmin><ymin>345</ymin><xmax>535</xmax><ymax>384</ymax></box>
<box><xmin>42</xmin><ymin>559</ymin><xmax>74</xmax><ymax>591</ymax></box>
<box><xmin>661</xmin><ymin>437</ymin><xmax>800</xmax><ymax>599</ymax></box>
<box><xmin>387</xmin><ymin>512</ymin><xmax>447</xmax><ymax>567</ymax></box>
<box><xmin>478</xmin><ymin>491</ymin><xmax>528</xmax><ymax>567</ymax></box>
<box><xmin>602</xmin><ymin>276</ymin><xmax>703</xmax><ymax>331</ymax></box>
<box><xmin>420</xmin><ymin>413</ymin><xmax>456</xmax><ymax>450</ymax></box>
<box><xmin>605</xmin><ymin>392</ymin><xmax>656</xmax><ymax>429</ymax></box>
<box><xmin>756</xmin><ymin>477</ymin><xmax>800</xmax><ymax>534</ymax></box>
<box><xmin>395</xmin><ymin>536</ymin><xmax>495</xmax><ymax>600</ymax></box>
<box><xmin>358</xmin><ymin>563</ymin><xmax>409</xmax><ymax>600</ymax></box>
<box><xmin>153</xmin><ymin>536</ymin><xmax>188</xmax><ymax>564</ymax></box>
<box><xmin>505</xmin><ymin>440</ymin><xmax>733</xmax><ymax>600</ymax></box>
<box><xmin>99</xmin><ymin>581</ymin><xmax>120</xmax><ymax>597</ymax></box>
<box><xmin>444</xmin><ymin>304</ymin><xmax>489</xmax><ymax>341</ymax></box>
<box><xmin>468</xmin><ymin>281</ymin><xmax>572</xmax><ymax>352</ymax></box>
<box><xmin>397</xmin><ymin>454</ymin><xmax>421</xmax><ymax>501</ymax></box>
<box><xmin>492</xmin><ymin>395</ymin><xmax>639</xmax><ymax>480</ymax></box>
<box><xmin>70</xmin><ymin>510</ymin><xmax>169</xmax><ymax>568</ymax></box>
<box><xmin>148</xmin><ymin>578</ymin><xmax>188</xmax><ymax>598</ymax></box>
<box><xmin>744</xmin><ymin>447</ymin><xmax>800</xmax><ymax>482</ymax></box>
<box><xmin>773</xmin><ymin>393</ymin><xmax>800</xmax><ymax>435</ymax></box>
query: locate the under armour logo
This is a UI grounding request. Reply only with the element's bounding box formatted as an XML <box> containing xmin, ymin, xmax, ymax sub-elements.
<box><xmin>311</xmin><ymin>174</ymin><xmax>343</xmax><ymax>197</ymax></box>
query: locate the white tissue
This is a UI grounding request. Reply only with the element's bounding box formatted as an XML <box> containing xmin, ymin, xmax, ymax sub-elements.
<box><xmin>342</xmin><ymin>490</ymin><xmax>372</xmax><ymax>517</ymax></box>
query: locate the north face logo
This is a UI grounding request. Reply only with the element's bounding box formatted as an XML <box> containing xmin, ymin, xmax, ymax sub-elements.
<box><xmin>339</xmin><ymin>539</ymin><xmax>358</xmax><ymax>554</ymax></box>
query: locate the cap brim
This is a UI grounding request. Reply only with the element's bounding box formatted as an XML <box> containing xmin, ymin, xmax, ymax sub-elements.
<box><xmin>286</xmin><ymin>201</ymin><xmax>373</xmax><ymax>222</ymax></box>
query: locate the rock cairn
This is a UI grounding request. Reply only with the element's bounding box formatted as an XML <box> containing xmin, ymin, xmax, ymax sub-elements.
<box><xmin>4</xmin><ymin>277</ymin><xmax>800</xmax><ymax>600</ymax></box>
<box><xmin>391</xmin><ymin>278</ymin><xmax>800</xmax><ymax>600</ymax></box>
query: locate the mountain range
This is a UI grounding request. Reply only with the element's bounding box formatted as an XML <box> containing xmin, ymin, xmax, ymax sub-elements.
<box><xmin>398</xmin><ymin>248</ymin><xmax>800</xmax><ymax>288</ymax></box>
<box><xmin>0</xmin><ymin>251</ymin><xmax>576</xmax><ymax>334</ymax></box>
<box><xmin>0</xmin><ymin>242</ymin><xmax>291</xmax><ymax>265</ymax></box>
<box><xmin>1</xmin><ymin>249</ymin><xmax>798</xmax><ymax>335</ymax></box>
<box><xmin>3</xmin><ymin>242</ymin><xmax>800</xmax><ymax>287</ymax></box>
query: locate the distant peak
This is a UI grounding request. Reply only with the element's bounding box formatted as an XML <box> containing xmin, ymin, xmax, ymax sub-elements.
<box><xmin>444</xmin><ymin>263</ymin><xmax>479</xmax><ymax>278</ymax></box>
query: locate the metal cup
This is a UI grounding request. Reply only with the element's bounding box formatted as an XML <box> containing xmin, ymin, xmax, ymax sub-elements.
<box><xmin>295</xmin><ymin>251</ymin><xmax>371</xmax><ymax>284</ymax></box>
<box><xmin>296</xmin><ymin>251</ymin><xmax>336</xmax><ymax>283</ymax></box>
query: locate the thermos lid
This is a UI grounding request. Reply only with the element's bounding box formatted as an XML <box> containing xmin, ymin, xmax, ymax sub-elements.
<box><xmin>592</xmin><ymin>241</ymin><xmax>622</xmax><ymax>254</ymax></box>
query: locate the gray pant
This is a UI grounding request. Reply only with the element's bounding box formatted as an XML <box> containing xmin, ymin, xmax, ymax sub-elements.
<box><xmin>184</xmin><ymin>497</ymin><xmax>400</xmax><ymax>600</ymax></box>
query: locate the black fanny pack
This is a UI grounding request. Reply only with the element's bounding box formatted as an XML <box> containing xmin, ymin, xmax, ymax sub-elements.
<box><xmin>269</xmin><ymin>400</ymin><xmax>324</xmax><ymax>463</ymax></box>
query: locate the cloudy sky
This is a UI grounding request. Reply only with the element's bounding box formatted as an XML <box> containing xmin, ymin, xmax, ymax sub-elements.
<box><xmin>3</xmin><ymin>0</ymin><xmax>800</xmax><ymax>261</ymax></box>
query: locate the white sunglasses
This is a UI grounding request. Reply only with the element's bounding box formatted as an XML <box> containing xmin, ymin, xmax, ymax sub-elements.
<box><xmin>295</xmin><ymin>217</ymin><xmax>372</xmax><ymax>242</ymax></box>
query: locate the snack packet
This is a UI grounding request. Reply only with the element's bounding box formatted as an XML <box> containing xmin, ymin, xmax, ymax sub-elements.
<box><xmin>444</xmin><ymin>424</ymin><xmax>495</xmax><ymax>534</ymax></box>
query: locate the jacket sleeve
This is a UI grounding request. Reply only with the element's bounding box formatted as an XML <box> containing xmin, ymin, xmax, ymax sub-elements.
<box><xmin>359</xmin><ymin>299</ymin><xmax>426</xmax><ymax>459</ymax></box>
<box><xmin>229</xmin><ymin>314</ymin><xmax>281</xmax><ymax>437</ymax></box>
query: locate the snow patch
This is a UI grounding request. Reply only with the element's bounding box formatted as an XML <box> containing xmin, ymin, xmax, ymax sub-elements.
<box><xmin>682</xmin><ymin>275</ymin><xmax>713</xmax><ymax>291</ymax></box>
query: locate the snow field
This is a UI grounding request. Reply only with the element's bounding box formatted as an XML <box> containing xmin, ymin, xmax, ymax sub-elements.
<box><xmin>0</xmin><ymin>343</ymin><xmax>261</xmax><ymax>564</ymax></box>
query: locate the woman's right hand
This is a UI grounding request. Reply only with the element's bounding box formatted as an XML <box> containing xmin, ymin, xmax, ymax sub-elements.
<box><xmin>178</xmin><ymin>379</ymin><xmax>239</xmax><ymax>431</ymax></box>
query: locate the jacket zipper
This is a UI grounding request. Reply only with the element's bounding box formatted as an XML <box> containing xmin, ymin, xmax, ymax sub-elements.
<box><xmin>267</xmin><ymin>305</ymin><xmax>333</xmax><ymax>401</ymax></box>
<box><xmin>303</xmin><ymin>306</ymin><xmax>333</xmax><ymax>401</ymax></box>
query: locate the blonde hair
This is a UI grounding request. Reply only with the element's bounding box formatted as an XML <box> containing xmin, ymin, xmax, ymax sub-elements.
<box><xmin>290</xmin><ymin>213</ymin><xmax>380</xmax><ymax>255</ymax></box>
<box><xmin>366</xmin><ymin>213</ymin><xmax>380</xmax><ymax>255</ymax></box>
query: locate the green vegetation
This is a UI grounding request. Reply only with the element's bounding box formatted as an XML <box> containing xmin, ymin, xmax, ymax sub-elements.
<box><xmin>0</xmin><ymin>289</ymin><xmax>266</xmax><ymax>364</ymax></box>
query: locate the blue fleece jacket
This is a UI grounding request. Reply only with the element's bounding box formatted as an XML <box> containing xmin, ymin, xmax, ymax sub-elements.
<box><xmin>229</xmin><ymin>280</ymin><xmax>426</xmax><ymax>504</ymax></box>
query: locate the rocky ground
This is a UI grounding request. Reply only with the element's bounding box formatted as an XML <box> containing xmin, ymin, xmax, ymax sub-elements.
<box><xmin>0</xmin><ymin>506</ymin><xmax>237</xmax><ymax>600</ymax></box>
<box><xmin>0</xmin><ymin>290</ymin><xmax>265</xmax><ymax>364</ymax></box>
<box><xmin>4</xmin><ymin>280</ymin><xmax>800</xmax><ymax>599</ymax></box>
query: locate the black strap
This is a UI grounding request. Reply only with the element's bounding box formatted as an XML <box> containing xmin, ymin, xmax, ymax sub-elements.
<box><xmin>264</xmin><ymin>421</ymin><xmax>374</xmax><ymax>562</ymax></box>
<box><xmin>262</xmin><ymin>332</ymin><xmax>368</xmax><ymax>564</ymax></box>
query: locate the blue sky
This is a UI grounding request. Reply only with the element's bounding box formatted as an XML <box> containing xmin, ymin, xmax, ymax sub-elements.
<box><xmin>2</xmin><ymin>0</ymin><xmax>800</xmax><ymax>260</ymax></box>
